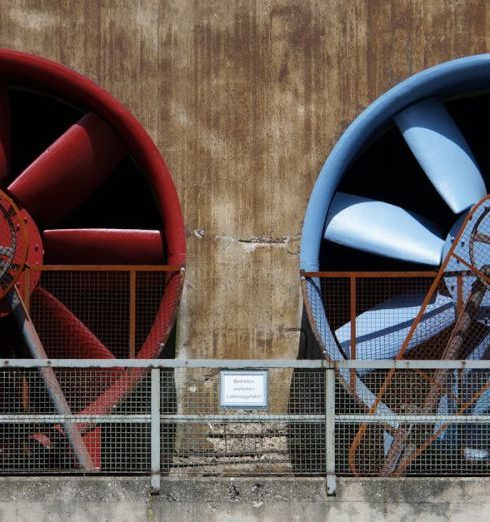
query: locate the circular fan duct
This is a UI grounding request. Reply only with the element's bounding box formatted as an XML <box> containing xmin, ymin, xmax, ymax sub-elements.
<box><xmin>301</xmin><ymin>55</ymin><xmax>490</xmax><ymax>474</ymax></box>
<box><xmin>0</xmin><ymin>50</ymin><xmax>186</xmax><ymax>469</ymax></box>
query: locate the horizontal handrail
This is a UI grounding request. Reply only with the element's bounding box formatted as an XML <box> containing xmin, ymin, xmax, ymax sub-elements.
<box><xmin>301</xmin><ymin>271</ymin><xmax>438</xmax><ymax>278</ymax></box>
<box><xmin>1</xmin><ymin>359</ymin><xmax>490</xmax><ymax>369</ymax></box>
<box><xmin>28</xmin><ymin>264</ymin><xmax>183</xmax><ymax>272</ymax></box>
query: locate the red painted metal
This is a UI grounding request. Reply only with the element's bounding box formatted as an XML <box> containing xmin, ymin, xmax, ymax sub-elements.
<box><xmin>32</xmin><ymin>287</ymin><xmax>115</xmax><ymax>359</ymax></box>
<box><xmin>0</xmin><ymin>50</ymin><xmax>186</xmax><ymax>468</ymax></box>
<box><xmin>0</xmin><ymin>81</ymin><xmax>9</xmax><ymax>182</ymax></box>
<box><xmin>0</xmin><ymin>204</ymin><xmax>43</xmax><ymax>315</ymax></box>
<box><xmin>0</xmin><ymin>49</ymin><xmax>185</xmax><ymax>266</ymax></box>
<box><xmin>8</xmin><ymin>113</ymin><xmax>125</xmax><ymax>227</ymax></box>
<box><xmin>43</xmin><ymin>229</ymin><xmax>165</xmax><ymax>264</ymax></box>
<box><xmin>0</xmin><ymin>190</ymin><xmax>29</xmax><ymax>299</ymax></box>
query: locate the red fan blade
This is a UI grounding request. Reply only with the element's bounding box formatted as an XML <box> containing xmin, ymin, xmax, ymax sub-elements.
<box><xmin>78</xmin><ymin>271</ymin><xmax>182</xmax><ymax>418</ymax></box>
<box><xmin>31</xmin><ymin>286</ymin><xmax>114</xmax><ymax>359</ymax></box>
<box><xmin>0</xmin><ymin>81</ymin><xmax>10</xmax><ymax>183</ymax></box>
<box><xmin>43</xmin><ymin>228</ymin><xmax>165</xmax><ymax>264</ymax></box>
<box><xmin>8</xmin><ymin>112</ymin><xmax>125</xmax><ymax>226</ymax></box>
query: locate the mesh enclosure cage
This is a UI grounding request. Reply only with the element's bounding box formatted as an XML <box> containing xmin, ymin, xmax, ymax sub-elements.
<box><xmin>303</xmin><ymin>196</ymin><xmax>490</xmax><ymax>476</ymax></box>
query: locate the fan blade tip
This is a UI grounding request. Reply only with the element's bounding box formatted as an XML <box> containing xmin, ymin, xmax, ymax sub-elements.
<box><xmin>43</xmin><ymin>228</ymin><xmax>165</xmax><ymax>264</ymax></box>
<box><xmin>325</xmin><ymin>193</ymin><xmax>444</xmax><ymax>265</ymax></box>
<box><xmin>7</xmin><ymin>113</ymin><xmax>126</xmax><ymax>226</ymax></box>
<box><xmin>396</xmin><ymin>98</ymin><xmax>486</xmax><ymax>215</ymax></box>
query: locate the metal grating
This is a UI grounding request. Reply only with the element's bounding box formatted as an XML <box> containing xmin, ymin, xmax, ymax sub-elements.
<box><xmin>0</xmin><ymin>360</ymin><xmax>486</xmax><ymax>490</ymax></box>
<box><xmin>23</xmin><ymin>266</ymin><xmax>182</xmax><ymax>360</ymax></box>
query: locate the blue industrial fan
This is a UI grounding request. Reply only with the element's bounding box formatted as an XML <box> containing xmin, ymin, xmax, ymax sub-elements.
<box><xmin>301</xmin><ymin>55</ymin><xmax>490</xmax><ymax>467</ymax></box>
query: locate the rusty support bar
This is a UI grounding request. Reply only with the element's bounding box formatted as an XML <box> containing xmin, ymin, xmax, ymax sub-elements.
<box><xmin>129</xmin><ymin>270</ymin><xmax>136</xmax><ymax>358</ymax></box>
<box><xmin>457</xmin><ymin>274</ymin><xmax>464</xmax><ymax>407</ymax></box>
<box><xmin>30</xmin><ymin>264</ymin><xmax>181</xmax><ymax>272</ymax></box>
<box><xmin>302</xmin><ymin>271</ymin><xmax>438</xmax><ymax>278</ymax></box>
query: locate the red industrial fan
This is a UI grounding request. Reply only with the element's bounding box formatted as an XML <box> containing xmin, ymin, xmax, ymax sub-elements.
<box><xmin>0</xmin><ymin>49</ymin><xmax>186</xmax><ymax>470</ymax></box>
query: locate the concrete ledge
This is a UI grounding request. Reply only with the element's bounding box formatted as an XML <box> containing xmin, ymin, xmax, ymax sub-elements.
<box><xmin>0</xmin><ymin>476</ymin><xmax>488</xmax><ymax>521</ymax></box>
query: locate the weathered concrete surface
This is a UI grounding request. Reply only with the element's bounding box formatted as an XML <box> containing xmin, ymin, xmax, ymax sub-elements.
<box><xmin>0</xmin><ymin>477</ymin><xmax>490</xmax><ymax>521</ymax></box>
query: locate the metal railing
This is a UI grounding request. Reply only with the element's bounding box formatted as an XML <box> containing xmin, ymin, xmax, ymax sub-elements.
<box><xmin>0</xmin><ymin>359</ymin><xmax>488</xmax><ymax>495</ymax></box>
<box><xmin>19</xmin><ymin>264</ymin><xmax>184</xmax><ymax>359</ymax></box>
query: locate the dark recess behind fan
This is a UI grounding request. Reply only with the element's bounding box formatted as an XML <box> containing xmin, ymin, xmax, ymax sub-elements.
<box><xmin>1</xmin><ymin>88</ymin><xmax>172</xmax><ymax>359</ymax></box>
<box><xmin>9</xmin><ymin>88</ymin><xmax>161</xmax><ymax>233</ymax></box>
<box><xmin>322</xmin><ymin>92</ymin><xmax>490</xmax><ymax>272</ymax></box>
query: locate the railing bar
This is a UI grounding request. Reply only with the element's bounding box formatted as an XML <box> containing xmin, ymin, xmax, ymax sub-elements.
<box><xmin>1</xmin><ymin>359</ymin><xmax>490</xmax><ymax>369</ymax></box>
<box><xmin>1</xmin><ymin>414</ymin><xmax>488</xmax><ymax>424</ymax></box>
<box><xmin>336</xmin><ymin>415</ymin><xmax>490</xmax><ymax>423</ymax></box>
<box><xmin>151</xmin><ymin>368</ymin><xmax>161</xmax><ymax>494</ymax></box>
<box><xmin>29</xmin><ymin>265</ymin><xmax>181</xmax><ymax>272</ymax></box>
<box><xmin>325</xmin><ymin>368</ymin><xmax>336</xmax><ymax>495</ymax></box>
<box><xmin>129</xmin><ymin>270</ymin><xmax>136</xmax><ymax>359</ymax></box>
<box><xmin>160</xmin><ymin>415</ymin><xmax>326</xmax><ymax>422</ymax></box>
<box><xmin>350</xmin><ymin>276</ymin><xmax>356</xmax><ymax>396</ymax></box>
<box><xmin>302</xmin><ymin>271</ymin><xmax>438</xmax><ymax>278</ymax></box>
<box><xmin>0</xmin><ymin>415</ymin><xmax>151</xmax><ymax>423</ymax></box>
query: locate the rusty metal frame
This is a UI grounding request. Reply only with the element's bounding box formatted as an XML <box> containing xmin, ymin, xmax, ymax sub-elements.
<box><xmin>301</xmin><ymin>194</ymin><xmax>490</xmax><ymax>477</ymax></box>
<box><xmin>347</xmin><ymin>195</ymin><xmax>490</xmax><ymax>476</ymax></box>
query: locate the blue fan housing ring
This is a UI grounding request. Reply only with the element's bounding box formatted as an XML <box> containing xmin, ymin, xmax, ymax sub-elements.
<box><xmin>301</xmin><ymin>54</ymin><xmax>490</xmax><ymax>272</ymax></box>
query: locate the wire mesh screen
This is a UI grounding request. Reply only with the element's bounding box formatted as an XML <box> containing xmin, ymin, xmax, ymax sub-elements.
<box><xmin>0</xmin><ymin>365</ymin><xmax>329</xmax><ymax>476</ymax></box>
<box><xmin>0</xmin><ymin>362</ymin><xmax>486</xmax><ymax>479</ymax></box>
<box><xmin>301</xmin><ymin>196</ymin><xmax>490</xmax><ymax>477</ymax></box>
<box><xmin>164</xmin><ymin>368</ymin><xmax>325</xmax><ymax>476</ymax></box>
<box><xmin>337</xmin><ymin>367</ymin><xmax>490</xmax><ymax>476</ymax></box>
<box><xmin>0</xmin><ymin>367</ymin><xmax>152</xmax><ymax>473</ymax></box>
<box><xmin>23</xmin><ymin>267</ymin><xmax>181</xmax><ymax>360</ymax></box>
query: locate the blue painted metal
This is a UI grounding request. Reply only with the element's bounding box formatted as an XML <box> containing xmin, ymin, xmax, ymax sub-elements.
<box><xmin>324</xmin><ymin>193</ymin><xmax>445</xmax><ymax>265</ymax></box>
<box><xmin>301</xmin><ymin>53</ymin><xmax>490</xmax><ymax>273</ymax></box>
<box><xmin>301</xmin><ymin>55</ymin><xmax>490</xmax><ymax>459</ymax></box>
<box><xmin>304</xmin><ymin>278</ymin><xmax>397</xmax><ymax>423</ymax></box>
<box><xmin>395</xmin><ymin>98</ymin><xmax>486</xmax><ymax>214</ymax></box>
<box><xmin>336</xmin><ymin>292</ymin><xmax>455</xmax><ymax>370</ymax></box>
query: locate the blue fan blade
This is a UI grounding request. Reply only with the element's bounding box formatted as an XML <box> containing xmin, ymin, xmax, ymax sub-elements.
<box><xmin>324</xmin><ymin>192</ymin><xmax>445</xmax><ymax>265</ymax></box>
<box><xmin>395</xmin><ymin>98</ymin><xmax>486</xmax><ymax>214</ymax></box>
<box><xmin>336</xmin><ymin>292</ymin><xmax>455</xmax><ymax>371</ymax></box>
<box><xmin>304</xmin><ymin>278</ymin><xmax>398</xmax><ymax>424</ymax></box>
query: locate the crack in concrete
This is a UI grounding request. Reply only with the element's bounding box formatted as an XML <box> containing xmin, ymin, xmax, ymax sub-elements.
<box><xmin>214</xmin><ymin>234</ymin><xmax>301</xmax><ymax>253</ymax></box>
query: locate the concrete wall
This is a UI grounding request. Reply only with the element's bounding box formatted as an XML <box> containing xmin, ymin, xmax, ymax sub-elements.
<box><xmin>0</xmin><ymin>477</ymin><xmax>489</xmax><ymax>521</ymax></box>
<box><xmin>1</xmin><ymin>0</ymin><xmax>489</xmax><ymax>362</ymax></box>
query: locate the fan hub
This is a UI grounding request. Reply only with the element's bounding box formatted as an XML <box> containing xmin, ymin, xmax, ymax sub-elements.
<box><xmin>0</xmin><ymin>189</ymin><xmax>42</xmax><ymax>302</ymax></box>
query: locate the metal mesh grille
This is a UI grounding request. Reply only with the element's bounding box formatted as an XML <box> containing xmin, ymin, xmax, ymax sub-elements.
<box><xmin>165</xmin><ymin>368</ymin><xmax>325</xmax><ymax>475</ymax></box>
<box><xmin>25</xmin><ymin>267</ymin><xmax>181</xmax><ymax>360</ymax></box>
<box><xmin>0</xmin><ymin>367</ymin><xmax>152</xmax><ymax>472</ymax></box>
<box><xmin>0</xmin><ymin>365</ymin><xmax>328</xmax><ymax>476</ymax></box>
<box><xmin>302</xmin><ymin>196</ymin><xmax>490</xmax><ymax>478</ymax></box>
<box><xmin>0</xmin><ymin>362</ymin><xmax>486</xmax><ymax>479</ymax></box>
<box><xmin>336</xmin><ymin>368</ymin><xmax>490</xmax><ymax>476</ymax></box>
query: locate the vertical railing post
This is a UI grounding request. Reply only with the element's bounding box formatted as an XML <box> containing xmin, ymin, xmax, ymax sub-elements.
<box><xmin>23</xmin><ymin>268</ymin><xmax>31</xmax><ymax>312</ymax></box>
<box><xmin>325</xmin><ymin>367</ymin><xmax>336</xmax><ymax>496</ymax></box>
<box><xmin>129</xmin><ymin>270</ymin><xmax>137</xmax><ymax>358</ymax></box>
<box><xmin>151</xmin><ymin>367</ymin><xmax>161</xmax><ymax>494</ymax></box>
<box><xmin>350</xmin><ymin>276</ymin><xmax>357</xmax><ymax>395</ymax></box>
